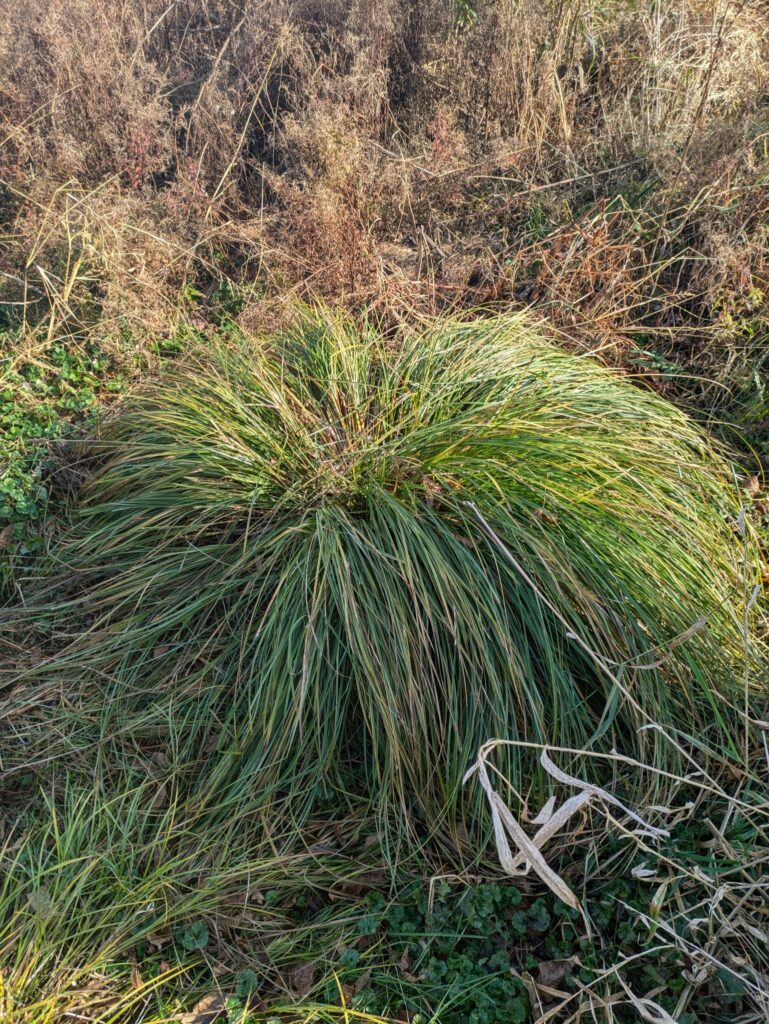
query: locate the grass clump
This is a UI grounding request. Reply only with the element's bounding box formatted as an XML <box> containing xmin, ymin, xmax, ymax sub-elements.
<box><xmin>0</xmin><ymin>766</ymin><xmax>397</xmax><ymax>1024</ymax></box>
<box><xmin>3</xmin><ymin>309</ymin><xmax>764</xmax><ymax>853</ymax></box>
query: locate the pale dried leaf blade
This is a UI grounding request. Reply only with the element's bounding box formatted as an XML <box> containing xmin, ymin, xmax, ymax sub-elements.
<box><xmin>510</xmin><ymin>791</ymin><xmax>592</xmax><ymax>872</ymax></box>
<box><xmin>617</xmin><ymin>977</ymin><xmax>680</xmax><ymax>1023</ymax></box>
<box><xmin>540</xmin><ymin>748</ymin><xmax>668</xmax><ymax>838</ymax></box>
<box><xmin>468</xmin><ymin>748</ymin><xmax>581</xmax><ymax>910</ymax></box>
<box><xmin>531</xmin><ymin>795</ymin><xmax>557</xmax><ymax>825</ymax></box>
<box><xmin>475</xmin><ymin>757</ymin><xmax>516</xmax><ymax>873</ymax></box>
<box><xmin>492</xmin><ymin>793</ymin><xmax>582</xmax><ymax>910</ymax></box>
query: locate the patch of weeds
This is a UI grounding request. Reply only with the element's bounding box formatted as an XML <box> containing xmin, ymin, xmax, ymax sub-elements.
<box><xmin>208</xmin><ymin>279</ymin><xmax>249</xmax><ymax>319</ymax></box>
<box><xmin>701</xmin><ymin>297</ymin><xmax>769</xmax><ymax>465</ymax></box>
<box><xmin>313</xmin><ymin>840</ymin><xmax>760</xmax><ymax>1024</ymax></box>
<box><xmin>629</xmin><ymin>343</ymin><xmax>683</xmax><ymax>380</ymax></box>
<box><xmin>0</xmin><ymin>309</ymin><xmax>218</xmax><ymax>592</ymax></box>
<box><xmin>0</xmin><ymin>334</ymin><xmax>125</xmax><ymax>564</ymax></box>
<box><xmin>524</xmin><ymin>201</ymin><xmax>552</xmax><ymax>240</ymax></box>
<box><xmin>149</xmin><ymin>321</ymin><xmax>206</xmax><ymax>358</ymax></box>
<box><xmin>333</xmin><ymin>882</ymin><xmax>533</xmax><ymax>1023</ymax></box>
<box><xmin>235</xmin><ymin>969</ymin><xmax>260</xmax><ymax>1000</ymax></box>
<box><xmin>179</xmin><ymin>920</ymin><xmax>210</xmax><ymax>952</ymax></box>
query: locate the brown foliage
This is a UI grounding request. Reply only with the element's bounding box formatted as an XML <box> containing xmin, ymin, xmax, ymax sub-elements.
<box><xmin>0</xmin><ymin>0</ymin><xmax>767</xmax><ymax>381</ymax></box>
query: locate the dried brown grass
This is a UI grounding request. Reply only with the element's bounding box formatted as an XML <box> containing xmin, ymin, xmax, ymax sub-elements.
<box><xmin>0</xmin><ymin>0</ymin><xmax>768</xmax><ymax>390</ymax></box>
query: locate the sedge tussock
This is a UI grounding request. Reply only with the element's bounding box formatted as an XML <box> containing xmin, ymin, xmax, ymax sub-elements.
<box><xmin>2</xmin><ymin>309</ymin><xmax>765</xmax><ymax>855</ymax></box>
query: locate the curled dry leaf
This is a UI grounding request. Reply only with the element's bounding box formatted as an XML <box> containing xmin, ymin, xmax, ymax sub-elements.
<box><xmin>399</xmin><ymin>946</ymin><xmax>420</xmax><ymax>984</ymax></box>
<box><xmin>744</xmin><ymin>475</ymin><xmax>762</xmax><ymax>496</ymax></box>
<box><xmin>464</xmin><ymin>751</ymin><xmax>582</xmax><ymax>910</ymax></box>
<box><xmin>631</xmin><ymin>863</ymin><xmax>658</xmax><ymax>879</ymax></box>
<box><xmin>538</xmin><ymin>749</ymin><xmax>668</xmax><ymax>839</ymax></box>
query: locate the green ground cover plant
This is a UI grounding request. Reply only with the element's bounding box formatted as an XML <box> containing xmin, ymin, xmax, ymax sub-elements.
<box><xmin>0</xmin><ymin>334</ymin><xmax>123</xmax><ymax>549</ymax></box>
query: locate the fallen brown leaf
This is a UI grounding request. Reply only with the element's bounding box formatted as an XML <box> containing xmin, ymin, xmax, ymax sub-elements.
<box><xmin>290</xmin><ymin>961</ymin><xmax>316</xmax><ymax>999</ymax></box>
<box><xmin>533</xmin><ymin>507</ymin><xmax>558</xmax><ymax>525</ymax></box>
<box><xmin>354</xmin><ymin>968</ymin><xmax>373</xmax><ymax>994</ymax></box>
<box><xmin>744</xmin><ymin>475</ymin><xmax>762</xmax><ymax>496</ymax></box>
<box><xmin>537</xmin><ymin>958</ymin><xmax>574</xmax><ymax>988</ymax></box>
<box><xmin>399</xmin><ymin>946</ymin><xmax>419</xmax><ymax>984</ymax></box>
<box><xmin>179</xmin><ymin>993</ymin><xmax>226</xmax><ymax>1024</ymax></box>
<box><xmin>148</xmin><ymin>930</ymin><xmax>170</xmax><ymax>951</ymax></box>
